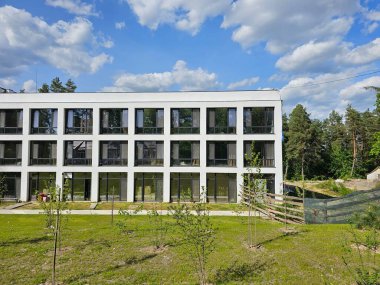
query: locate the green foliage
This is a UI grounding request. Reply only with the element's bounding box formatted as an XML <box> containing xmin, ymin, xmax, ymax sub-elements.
<box><xmin>370</xmin><ymin>132</ymin><xmax>380</xmax><ymax>157</ymax></box>
<box><xmin>38</xmin><ymin>83</ymin><xmax>49</xmax><ymax>93</ymax></box>
<box><xmin>169</xmin><ymin>189</ymin><xmax>217</xmax><ymax>285</ymax></box>
<box><xmin>147</xmin><ymin>203</ymin><xmax>169</xmax><ymax>249</ymax></box>
<box><xmin>38</xmin><ymin>77</ymin><xmax>77</xmax><ymax>93</ymax></box>
<box><xmin>316</xmin><ymin>180</ymin><xmax>352</xmax><ymax>196</ymax></box>
<box><xmin>116</xmin><ymin>204</ymin><xmax>143</xmax><ymax>235</ymax></box>
<box><xmin>0</xmin><ymin>174</ymin><xmax>8</xmax><ymax>201</ymax></box>
<box><xmin>350</xmin><ymin>205</ymin><xmax>380</xmax><ymax>230</ymax></box>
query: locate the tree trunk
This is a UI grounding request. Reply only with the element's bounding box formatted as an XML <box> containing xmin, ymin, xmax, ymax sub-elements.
<box><xmin>301</xmin><ymin>153</ymin><xmax>305</xmax><ymax>181</ymax></box>
<box><xmin>350</xmin><ymin>131</ymin><xmax>356</xmax><ymax>177</ymax></box>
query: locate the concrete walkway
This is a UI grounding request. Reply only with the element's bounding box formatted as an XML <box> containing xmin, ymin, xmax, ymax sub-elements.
<box><xmin>0</xmin><ymin>209</ymin><xmax>258</xmax><ymax>216</ymax></box>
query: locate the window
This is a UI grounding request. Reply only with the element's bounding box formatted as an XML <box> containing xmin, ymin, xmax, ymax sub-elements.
<box><xmin>63</xmin><ymin>172</ymin><xmax>91</xmax><ymax>201</ymax></box>
<box><xmin>29</xmin><ymin>172</ymin><xmax>56</xmax><ymax>201</ymax></box>
<box><xmin>65</xmin><ymin>141</ymin><xmax>92</xmax><ymax>165</ymax></box>
<box><xmin>207</xmin><ymin>173</ymin><xmax>237</xmax><ymax>203</ymax></box>
<box><xmin>30</xmin><ymin>141</ymin><xmax>57</xmax><ymax>165</ymax></box>
<box><xmin>134</xmin><ymin>173</ymin><xmax>163</xmax><ymax>202</ymax></box>
<box><xmin>99</xmin><ymin>141</ymin><xmax>128</xmax><ymax>166</ymax></box>
<box><xmin>0</xmin><ymin>109</ymin><xmax>23</xmax><ymax>134</ymax></box>
<box><xmin>243</xmin><ymin>173</ymin><xmax>275</xmax><ymax>194</ymax></box>
<box><xmin>0</xmin><ymin>141</ymin><xmax>22</xmax><ymax>165</ymax></box>
<box><xmin>207</xmin><ymin>141</ymin><xmax>236</xmax><ymax>167</ymax></box>
<box><xmin>65</xmin><ymin>109</ymin><xmax>93</xmax><ymax>134</ymax></box>
<box><xmin>99</xmin><ymin>173</ymin><xmax>128</xmax><ymax>201</ymax></box>
<box><xmin>171</xmin><ymin>108</ymin><xmax>200</xmax><ymax>134</ymax></box>
<box><xmin>244</xmin><ymin>141</ymin><xmax>275</xmax><ymax>167</ymax></box>
<box><xmin>100</xmin><ymin>109</ymin><xmax>128</xmax><ymax>134</ymax></box>
<box><xmin>0</xmin><ymin>172</ymin><xmax>21</xmax><ymax>200</ymax></box>
<box><xmin>31</xmin><ymin>109</ymin><xmax>58</xmax><ymax>134</ymax></box>
<box><xmin>244</xmin><ymin>107</ymin><xmax>274</xmax><ymax>134</ymax></box>
<box><xmin>135</xmin><ymin>141</ymin><xmax>164</xmax><ymax>166</ymax></box>
<box><xmin>171</xmin><ymin>141</ymin><xmax>200</xmax><ymax>166</ymax></box>
<box><xmin>170</xmin><ymin>173</ymin><xmax>200</xmax><ymax>202</ymax></box>
<box><xmin>207</xmin><ymin>108</ymin><xmax>236</xmax><ymax>134</ymax></box>
<box><xmin>135</xmin><ymin>108</ymin><xmax>164</xmax><ymax>134</ymax></box>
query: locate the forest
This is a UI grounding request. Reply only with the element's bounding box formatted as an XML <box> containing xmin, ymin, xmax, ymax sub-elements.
<box><xmin>283</xmin><ymin>87</ymin><xmax>380</xmax><ymax>180</ymax></box>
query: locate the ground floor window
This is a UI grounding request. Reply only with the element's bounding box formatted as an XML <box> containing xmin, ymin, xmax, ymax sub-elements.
<box><xmin>243</xmin><ymin>173</ymin><xmax>275</xmax><ymax>194</ymax></box>
<box><xmin>99</xmin><ymin>172</ymin><xmax>128</xmax><ymax>201</ymax></box>
<box><xmin>0</xmin><ymin>172</ymin><xmax>21</xmax><ymax>200</ymax></box>
<box><xmin>134</xmin><ymin>173</ymin><xmax>163</xmax><ymax>202</ymax></box>
<box><xmin>63</xmin><ymin>172</ymin><xmax>91</xmax><ymax>201</ymax></box>
<box><xmin>170</xmin><ymin>173</ymin><xmax>200</xmax><ymax>202</ymax></box>
<box><xmin>29</xmin><ymin>172</ymin><xmax>56</xmax><ymax>201</ymax></box>
<box><xmin>206</xmin><ymin>173</ymin><xmax>237</xmax><ymax>203</ymax></box>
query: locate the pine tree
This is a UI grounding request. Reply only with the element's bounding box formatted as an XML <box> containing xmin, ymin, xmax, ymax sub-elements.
<box><xmin>64</xmin><ymin>79</ymin><xmax>77</xmax><ymax>93</ymax></box>
<box><xmin>49</xmin><ymin>77</ymin><xmax>65</xmax><ymax>93</ymax></box>
<box><xmin>345</xmin><ymin>105</ymin><xmax>362</xmax><ymax>177</ymax></box>
<box><xmin>38</xmin><ymin>83</ymin><xmax>50</xmax><ymax>93</ymax></box>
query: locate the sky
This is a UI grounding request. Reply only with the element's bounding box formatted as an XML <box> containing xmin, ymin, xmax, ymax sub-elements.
<box><xmin>0</xmin><ymin>0</ymin><xmax>380</xmax><ymax>118</ymax></box>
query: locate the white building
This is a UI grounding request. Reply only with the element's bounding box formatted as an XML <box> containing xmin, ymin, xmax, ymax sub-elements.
<box><xmin>0</xmin><ymin>90</ymin><xmax>283</xmax><ymax>203</ymax></box>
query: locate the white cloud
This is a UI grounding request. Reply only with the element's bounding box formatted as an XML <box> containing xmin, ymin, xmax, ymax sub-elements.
<box><xmin>222</xmin><ymin>0</ymin><xmax>359</xmax><ymax>53</ymax></box>
<box><xmin>0</xmin><ymin>77</ymin><xmax>17</xmax><ymax>89</ymax></box>
<box><xmin>45</xmin><ymin>0</ymin><xmax>98</xmax><ymax>16</ymax></box>
<box><xmin>339</xmin><ymin>76</ymin><xmax>380</xmax><ymax>98</ymax></box>
<box><xmin>115</xmin><ymin>21</ymin><xmax>126</xmax><ymax>30</ymax></box>
<box><xmin>22</xmin><ymin>80</ymin><xmax>36</xmax><ymax>93</ymax></box>
<box><xmin>275</xmin><ymin>38</ymin><xmax>380</xmax><ymax>73</ymax></box>
<box><xmin>103</xmin><ymin>60</ymin><xmax>219</xmax><ymax>92</ymax></box>
<box><xmin>0</xmin><ymin>6</ymin><xmax>113</xmax><ymax>77</ymax></box>
<box><xmin>126</xmin><ymin>0</ymin><xmax>230</xmax><ymax>35</ymax></box>
<box><xmin>227</xmin><ymin>76</ymin><xmax>259</xmax><ymax>89</ymax></box>
<box><xmin>366</xmin><ymin>10</ymin><xmax>380</xmax><ymax>21</ymax></box>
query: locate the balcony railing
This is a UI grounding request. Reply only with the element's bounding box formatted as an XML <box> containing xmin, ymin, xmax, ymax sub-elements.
<box><xmin>207</xmin><ymin>127</ymin><xmax>236</xmax><ymax>134</ymax></box>
<box><xmin>135</xmin><ymin>158</ymin><xmax>164</xmax><ymax>166</ymax></box>
<box><xmin>65</xmin><ymin>127</ymin><xmax>92</xmax><ymax>134</ymax></box>
<box><xmin>171</xmin><ymin>158</ymin><xmax>200</xmax><ymax>166</ymax></box>
<box><xmin>244</xmin><ymin>158</ymin><xmax>275</xmax><ymax>167</ymax></box>
<box><xmin>64</xmin><ymin>158</ymin><xmax>92</xmax><ymax>165</ymax></box>
<box><xmin>100</xmin><ymin>127</ymin><xmax>128</xmax><ymax>134</ymax></box>
<box><xmin>0</xmin><ymin>158</ymin><xmax>22</xmax><ymax>165</ymax></box>
<box><xmin>207</xmin><ymin>159</ymin><xmax>236</xmax><ymax>167</ymax></box>
<box><xmin>30</xmin><ymin>158</ymin><xmax>57</xmax><ymax>165</ymax></box>
<box><xmin>0</xmin><ymin>127</ymin><xmax>23</xmax><ymax>134</ymax></box>
<box><xmin>99</xmin><ymin>158</ymin><xmax>128</xmax><ymax>166</ymax></box>
<box><xmin>244</xmin><ymin>126</ymin><xmax>274</xmax><ymax>134</ymax></box>
<box><xmin>135</xmin><ymin>127</ymin><xmax>164</xmax><ymax>134</ymax></box>
<box><xmin>171</xmin><ymin>127</ymin><xmax>200</xmax><ymax>134</ymax></box>
<box><xmin>31</xmin><ymin>127</ymin><xmax>57</xmax><ymax>134</ymax></box>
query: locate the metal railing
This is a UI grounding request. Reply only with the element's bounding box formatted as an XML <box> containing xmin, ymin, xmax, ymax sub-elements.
<box><xmin>171</xmin><ymin>158</ymin><xmax>200</xmax><ymax>166</ymax></box>
<box><xmin>0</xmin><ymin>127</ymin><xmax>23</xmax><ymax>134</ymax></box>
<box><xmin>244</xmin><ymin>126</ymin><xmax>274</xmax><ymax>134</ymax></box>
<box><xmin>135</xmin><ymin>158</ymin><xmax>164</xmax><ymax>166</ymax></box>
<box><xmin>31</xmin><ymin>127</ymin><xmax>57</xmax><ymax>134</ymax></box>
<box><xmin>64</xmin><ymin>158</ymin><xmax>92</xmax><ymax>165</ymax></box>
<box><xmin>245</xmin><ymin>158</ymin><xmax>275</xmax><ymax>167</ymax></box>
<box><xmin>99</xmin><ymin>158</ymin><xmax>128</xmax><ymax>166</ymax></box>
<box><xmin>100</xmin><ymin>127</ymin><xmax>128</xmax><ymax>134</ymax></box>
<box><xmin>65</xmin><ymin>127</ymin><xmax>92</xmax><ymax>134</ymax></box>
<box><xmin>207</xmin><ymin>159</ymin><xmax>236</xmax><ymax>167</ymax></box>
<box><xmin>171</xmin><ymin>127</ymin><xmax>200</xmax><ymax>134</ymax></box>
<box><xmin>30</xmin><ymin>158</ymin><xmax>57</xmax><ymax>165</ymax></box>
<box><xmin>135</xmin><ymin>127</ymin><xmax>164</xmax><ymax>134</ymax></box>
<box><xmin>207</xmin><ymin>127</ymin><xmax>236</xmax><ymax>134</ymax></box>
<box><xmin>0</xmin><ymin>158</ymin><xmax>22</xmax><ymax>165</ymax></box>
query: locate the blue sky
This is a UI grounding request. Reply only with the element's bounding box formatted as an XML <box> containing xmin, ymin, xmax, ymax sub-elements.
<box><xmin>1</xmin><ymin>0</ymin><xmax>380</xmax><ymax>118</ymax></box>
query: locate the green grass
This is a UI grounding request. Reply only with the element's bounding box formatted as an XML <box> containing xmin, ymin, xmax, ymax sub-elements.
<box><xmin>0</xmin><ymin>214</ymin><xmax>367</xmax><ymax>284</ymax></box>
<box><xmin>315</xmin><ymin>180</ymin><xmax>352</xmax><ymax>196</ymax></box>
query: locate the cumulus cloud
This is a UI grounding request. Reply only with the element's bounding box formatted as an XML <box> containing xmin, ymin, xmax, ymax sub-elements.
<box><xmin>275</xmin><ymin>38</ymin><xmax>380</xmax><ymax>73</ymax></box>
<box><xmin>0</xmin><ymin>77</ymin><xmax>17</xmax><ymax>89</ymax></box>
<box><xmin>126</xmin><ymin>0</ymin><xmax>230</xmax><ymax>35</ymax></box>
<box><xmin>222</xmin><ymin>0</ymin><xmax>359</xmax><ymax>53</ymax></box>
<box><xmin>45</xmin><ymin>0</ymin><xmax>98</xmax><ymax>16</ymax></box>
<box><xmin>0</xmin><ymin>6</ymin><xmax>113</xmax><ymax>77</ymax></box>
<box><xmin>115</xmin><ymin>21</ymin><xmax>126</xmax><ymax>30</ymax></box>
<box><xmin>103</xmin><ymin>60</ymin><xmax>220</xmax><ymax>92</ymax></box>
<box><xmin>339</xmin><ymin>76</ymin><xmax>380</xmax><ymax>98</ymax></box>
<box><xmin>227</xmin><ymin>76</ymin><xmax>259</xmax><ymax>90</ymax></box>
<box><xmin>22</xmin><ymin>80</ymin><xmax>37</xmax><ymax>93</ymax></box>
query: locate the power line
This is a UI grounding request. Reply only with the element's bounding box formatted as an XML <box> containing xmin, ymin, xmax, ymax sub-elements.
<box><xmin>282</xmin><ymin>69</ymin><xmax>380</xmax><ymax>89</ymax></box>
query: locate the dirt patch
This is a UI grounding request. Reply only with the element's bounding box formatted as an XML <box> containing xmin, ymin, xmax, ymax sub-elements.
<box><xmin>46</xmin><ymin>246</ymin><xmax>74</xmax><ymax>256</ymax></box>
<box><xmin>279</xmin><ymin>227</ymin><xmax>299</xmax><ymax>235</ymax></box>
<box><xmin>246</xmin><ymin>243</ymin><xmax>264</xmax><ymax>251</ymax></box>
<box><xmin>351</xmin><ymin>243</ymin><xmax>380</xmax><ymax>254</ymax></box>
<box><xmin>140</xmin><ymin>245</ymin><xmax>169</xmax><ymax>254</ymax></box>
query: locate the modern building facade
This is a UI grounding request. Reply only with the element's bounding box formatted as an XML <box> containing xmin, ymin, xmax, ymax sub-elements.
<box><xmin>0</xmin><ymin>91</ymin><xmax>283</xmax><ymax>203</ymax></box>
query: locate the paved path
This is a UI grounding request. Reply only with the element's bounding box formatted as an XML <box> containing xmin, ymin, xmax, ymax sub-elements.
<box><xmin>0</xmin><ymin>209</ymin><xmax>260</xmax><ymax>217</ymax></box>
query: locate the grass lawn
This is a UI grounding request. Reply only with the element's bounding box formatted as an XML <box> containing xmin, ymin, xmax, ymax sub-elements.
<box><xmin>0</xmin><ymin>215</ymin><xmax>367</xmax><ymax>284</ymax></box>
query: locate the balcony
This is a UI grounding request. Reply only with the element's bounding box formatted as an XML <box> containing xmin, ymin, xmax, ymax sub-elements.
<box><xmin>135</xmin><ymin>158</ymin><xmax>164</xmax><ymax>166</ymax></box>
<box><xmin>65</xmin><ymin>141</ymin><xmax>92</xmax><ymax>166</ymax></box>
<box><xmin>99</xmin><ymin>158</ymin><xmax>128</xmax><ymax>166</ymax></box>
<box><xmin>31</xmin><ymin>109</ymin><xmax>57</xmax><ymax>134</ymax></box>
<box><xmin>171</xmin><ymin>108</ymin><xmax>200</xmax><ymax>134</ymax></box>
<box><xmin>135</xmin><ymin>109</ymin><xmax>164</xmax><ymax>134</ymax></box>
<box><xmin>100</xmin><ymin>127</ymin><xmax>128</xmax><ymax>134</ymax></box>
<box><xmin>100</xmin><ymin>109</ymin><xmax>128</xmax><ymax>134</ymax></box>
<box><xmin>31</xmin><ymin>127</ymin><xmax>57</xmax><ymax>134</ymax></box>
<box><xmin>207</xmin><ymin>108</ymin><xmax>236</xmax><ymax>134</ymax></box>
<box><xmin>30</xmin><ymin>141</ymin><xmax>57</xmax><ymax>166</ymax></box>
<box><xmin>0</xmin><ymin>127</ymin><xmax>23</xmax><ymax>134</ymax></box>
<box><xmin>207</xmin><ymin>158</ymin><xmax>236</xmax><ymax>167</ymax></box>
<box><xmin>244</xmin><ymin>141</ymin><xmax>275</xmax><ymax>167</ymax></box>
<box><xmin>207</xmin><ymin>141</ymin><xmax>236</xmax><ymax>167</ymax></box>
<box><xmin>0</xmin><ymin>158</ymin><xmax>22</xmax><ymax>165</ymax></box>
<box><xmin>0</xmin><ymin>141</ymin><xmax>22</xmax><ymax>165</ymax></box>
<box><xmin>244</xmin><ymin>107</ymin><xmax>274</xmax><ymax>134</ymax></box>
<box><xmin>65</xmin><ymin>158</ymin><xmax>92</xmax><ymax>166</ymax></box>
<box><xmin>0</xmin><ymin>109</ymin><xmax>23</xmax><ymax>134</ymax></box>
<box><xmin>65</xmin><ymin>109</ymin><xmax>93</xmax><ymax>134</ymax></box>
<box><xmin>171</xmin><ymin>141</ymin><xmax>200</xmax><ymax>167</ymax></box>
<box><xmin>207</xmin><ymin>126</ymin><xmax>236</xmax><ymax>134</ymax></box>
<box><xmin>171</xmin><ymin>159</ymin><xmax>200</xmax><ymax>166</ymax></box>
<box><xmin>30</xmin><ymin>158</ymin><xmax>57</xmax><ymax>165</ymax></box>
<box><xmin>171</xmin><ymin>127</ymin><xmax>200</xmax><ymax>134</ymax></box>
<box><xmin>135</xmin><ymin>127</ymin><xmax>163</xmax><ymax>134</ymax></box>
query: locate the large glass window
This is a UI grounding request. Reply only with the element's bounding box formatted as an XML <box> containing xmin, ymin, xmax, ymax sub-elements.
<box><xmin>171</xmin><ymin>108</ymin><xmax>200</xmax><ymax>134</ymax></box>
<box><xmin>30</xmin><ymin>141</ymin><xmax>57</xmax><ymax>165</ymax></box>
<box><xmin>207</xmin><ymin>108</ymin><xmax>236</xmax><ymax>134</ymax></box>
<box><xmin>135</xmin><ymin>108</ymin><xmax>164</xmax><ymax>134</ymax></box>
<box><xmin>100</xmin><ymin>109</ymin><xmax>128</xmax><ymax>134</ymax></box>
<box><xmin>31</xmin><ymin>109</ymin><xmax>58</xmax><ymax>134</ymax></box>
<box><xmin>243</xmin><ymin>173</ymin><xmax>275</xmax><ymax>194</ymax></box>
<box><xmin>170</xmin><ymin>173</ymin><xmax>200</xmax><ymax>202</ymax></box>
<box><xmin>0</xmin><ymin>109</ymin><xmax>23</xmax><ymax>134</ymax></box>
<box><xmin>134</xmin><ymin>173</ymin><xmax>163</xmax><ymax>202</ymax></box>
<box><xmin>29</xmin><ymin>172</ymin><xmax>56</xmax><ymax>201</ymax></box>
<box><xmin>244</xmin><ymin>107</ymin><xmax>274</xmax><ymax>134</ymax></box>
<box><xmin>0</xmin><ymin>172</ymin><xmax>21</xmax><ymax>200</ymax></box>
<box><xmin>63</xmin><ymin>172</ymin><xmax>91</xmax><ymax>201</ymax></box>
<box><xmin>244</xmin><ymin>141</ymin><xmax>275</xmax><ymax>167</ymax></box>
<box><xmin>171</xmin><ymin>141</ymin><xmax>200</xmax><ymax>166</ymax></box>
<box><xmin>65</xmin><ymin>109</ymin><xmax>93</xmax><ymax>134</ymax></box>
<box><xmin>99</xmin><ymin>141</ymin><xmax>128</xmax><ymax>166</ymax></box>
<box><xmin>207</xmin><ymin>141</ymin><xmax>236</xmax><ymax>167</ymax></box>
<box><xmin>64</xmin><ymin>141</ymin><xmax>92</xmax><ymax>165</ymax></box>
<box><xmin>135</xmin><ymin>141</ymin><xmax>164</xmax><ymax>166</ymax></box>
<box><xmin>207</xmin><ymin>173</ymin><xmax>237</xmax><ymax>203</ymax></box>
<box><xmin>99</xmin><ymin>173</ymin><xmax>128</xmax><ymax>201</ymax></box>
<box><xmin>0</xmin><ymin>141</ymin><xmax>22</xmax><ymax>165</ymax></box>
